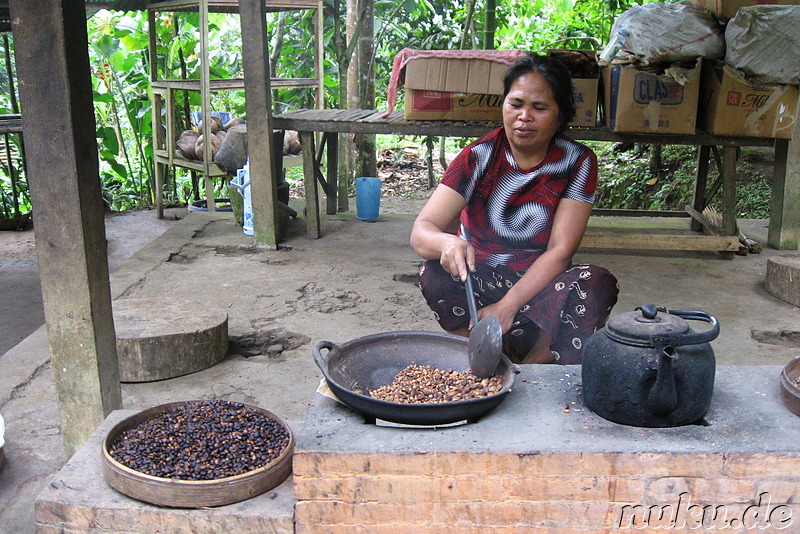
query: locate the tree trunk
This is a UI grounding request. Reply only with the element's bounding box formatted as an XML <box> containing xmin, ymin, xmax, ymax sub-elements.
<box><xmin>460</xmin><ymin>0</ymin><xmax>477</xmax><ymax>50</ymax></box>
<box><xmin>650</xmin><ymin>144</ymin><xmax>662</xmax><ymax>177</ymax></box>
<box><xmin>332</xmin><ymin>0</ymin><xmax>362</xmax><ymax>211</ymax></box>
<box><xmin>270</xmin><ymin>12</ymin><xmax>287</xmax><ymax>115</ymax></box>
<box><xmin>484</xmin><ymin>0</ymin><xmax>497</xmax><ymax>50</ymax></box>
<box><xmin>343</xmin><ymin>0</ymin><xmax>360</xmax><ymax>209</ymax></box>
<box><xmin>357</xmin><ymin>0</ymin><xmax>376</xmax><ymax>179</ymax></box>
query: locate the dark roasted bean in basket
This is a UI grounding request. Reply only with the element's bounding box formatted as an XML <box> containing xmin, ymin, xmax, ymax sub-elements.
<box><xmin>108</xmin><ymin>400</ymin><xmax>290</xmax><ymax>481</ymax></box>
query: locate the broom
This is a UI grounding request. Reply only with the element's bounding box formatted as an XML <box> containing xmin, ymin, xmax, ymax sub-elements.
<box><xmin>701</xmin><ymin>206</ymin><xmax>762</xmax><ymax>255</ymax></box>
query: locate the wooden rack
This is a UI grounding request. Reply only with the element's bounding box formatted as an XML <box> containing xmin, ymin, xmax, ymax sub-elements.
<box><xmin>273</xmin><ymin>108</ymin><xmax>794</xmax><ymax>255</ymax></box>
<box><xmin>147</xmin><ymin>0</ymin><xmax>324</xmax><ymax>217</ymax></box>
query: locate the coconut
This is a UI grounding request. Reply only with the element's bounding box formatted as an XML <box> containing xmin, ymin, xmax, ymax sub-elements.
<box><xmin>194</xmin><ymin>133</ymin><xmax>221</xmax><ymax>161</ymax></box>
<box><xmin>197</xmin><ymin>115</ymin><xmax>224</xmax><ymax>135</ymax></box>
<box><xmin>177</xmin><ymin>130</ymin><xmax>200</xmax><ymax>159</ymax></box>
<box><xmin>224</xmin><ymin>117</ymin><xmax>245</xmax><ymax>130</ymax></box>
<box><xmin>283</xmin><ymin>130</ymin><xmax>301</xmax><ymax>155</ymax></box>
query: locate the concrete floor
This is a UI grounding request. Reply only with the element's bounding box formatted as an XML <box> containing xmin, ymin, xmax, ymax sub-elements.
<box><xmin>1</xmin><ymin>198</ymin><xmax>799</xmax><ymax>532</ymax></box>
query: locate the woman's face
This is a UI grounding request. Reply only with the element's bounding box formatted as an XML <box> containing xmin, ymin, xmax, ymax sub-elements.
<box><xmin>502</xmin><ymin>71</ymin><xmax>561</xmax><ymax>163</ymax></box>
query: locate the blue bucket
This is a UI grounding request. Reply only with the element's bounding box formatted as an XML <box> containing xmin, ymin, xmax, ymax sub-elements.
<box><xmin>356</xmin><ymin>177</ymin><xmax>381</xmax><ymax>221</ymax></box>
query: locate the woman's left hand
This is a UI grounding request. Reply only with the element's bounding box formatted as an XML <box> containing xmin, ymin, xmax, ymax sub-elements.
<box><xmin>475</xmin><ymin>300</ymin><xmax>518</xmax><ymax>334</ymax></box>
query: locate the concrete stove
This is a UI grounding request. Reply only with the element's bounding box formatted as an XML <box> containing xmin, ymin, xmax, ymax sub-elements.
<box><xmin>36</xmin><ymin>365</ymin><xmax>800</xmax><ymax>533</ymax></box>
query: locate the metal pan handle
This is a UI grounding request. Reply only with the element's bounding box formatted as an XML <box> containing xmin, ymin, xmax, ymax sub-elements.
<box><xmin>312</xmin><ymin>340</ymin><xmax>338</xmax><ymax>375</ymax></box>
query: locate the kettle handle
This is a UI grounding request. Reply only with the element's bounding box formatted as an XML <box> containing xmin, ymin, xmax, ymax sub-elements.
<box><xmin>653</xmin><ymin>310</ymin><xmax>720</xmax><ymax>348</ymax></box>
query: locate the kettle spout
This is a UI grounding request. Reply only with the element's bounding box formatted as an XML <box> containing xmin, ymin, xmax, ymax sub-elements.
<box><xmin>646</xmin><ymin>347</ymin><xmax>678</xmax><ymax>416</ymax></box>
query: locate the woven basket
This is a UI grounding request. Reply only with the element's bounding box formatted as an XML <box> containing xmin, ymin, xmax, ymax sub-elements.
<box><xmin>102</xmin><ymin>401</ymin><xmax>293</xmax><ymax>508</ymax></box>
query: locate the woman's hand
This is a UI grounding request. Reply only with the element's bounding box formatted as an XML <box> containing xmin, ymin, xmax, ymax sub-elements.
<box><xmin>438</xmin><ymin>235</ymin><xmax>475</xmax><ymax>281</ymax></box>
<box><xmin>476</xmin><ymin>299</ymin><xmax>518</xmax><ymax>334</ymax></box>
<box><xmin>410</xmin><ymin>184</ymin><xmax>472</xmax><ymax>280</ymax></box>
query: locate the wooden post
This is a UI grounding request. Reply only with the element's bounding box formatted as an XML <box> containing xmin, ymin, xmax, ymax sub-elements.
<box><xmin>147</xmin><ymin>10</ymin><xmax>167</xmax><ymax>219</ymax></box>
<box><xmin>769</xmin><ymin>137</ymin><xmax>800</xmax><ymax>250</ymax></box>
<box><xmin>691</xmin><ymin>145</ymin><xmax>711</xmax><ymax>232</ymax></box>
<box><xmin>301</xmin><ymin>132</ymin><xmax>321</xmax><ymax>238</ymax></box>
<box><xmin>240</xmin><ymin>0</ymin><xmax>279</xmax><ymax>248</ymax></box>
<box><xmin>721</xmin><ymin>146</ymin><xmax>738</xmax><ymax>236</ymax></box>
<box><xmin>325</xmin><ymin>133</ymin><xmax>339</xmax><ymax>215</ymax></box>
<box><xmin>10</xmin><ymin>0</ymin><xmax>122</xmax><ymax>457</ymax></box>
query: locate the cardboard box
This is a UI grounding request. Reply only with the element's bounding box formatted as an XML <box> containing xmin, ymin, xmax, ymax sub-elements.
<box><xmin>698</xmin><ymin>61</ymin><xmax>799</xmax><ymax>138</ymax></box>
<box><xmin>401</xmin><ymin>56</ymin><xmax>506</xmax><ymax>121</ymax></box>
<box><xmin>403</xmin><ymin>56</ymin><xmax>508</xmax><ymax>95</ymax></box>
<box><xmin>568</xmin><ymin>78</ymin><xmax>599</xmax><ymax>127</ymax></box>
<box><xmin>687</xmin><ymin>0</ymin><xmax>800</xmax><ymax>19</ymax></box>
<box><xmin>402</xmin><ymin>52</ymin><xmax>598</xmax><ymax>124</ymax></box>
<box><xmin>602</xmin><ymin>60</ymin><xmax>702</xmax><ymax>134</ymax></box>
<box><xmin>404</xmin><ymin>89</ymin><xmax>503</xmax><ymax>121</ymax></box>
<box><xmin>548</xmin><ymin>50</ymin><xmax>600</xmax><ymax>127</ymax></box>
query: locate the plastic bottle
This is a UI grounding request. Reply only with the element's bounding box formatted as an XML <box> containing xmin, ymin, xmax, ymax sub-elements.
<box><xmin>230</xmin><ymin>159</ymin><xmax>254</xmax><ymax>236</ymax></box>
<box><xmin>599</xmin><ymin>28</ymin><xmax>630</xmax><ymax>64</ymax></box>
<box><xmin>240</xmin><ymin>159</ymin><xmax>254</xmax><ymax>236</ymax></box>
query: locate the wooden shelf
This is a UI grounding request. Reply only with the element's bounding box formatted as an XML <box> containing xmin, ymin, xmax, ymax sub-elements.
<box><xmin>148</xmin><ymin>0</ymin><xmax>324</xmax><ymax>219</ymax></box>
<box><xmin>0</xmin><ymin>114</ymin><xmax>22</xmax><ymax>134</ymax></box>
<box><xmin>152</xmin><ymin>77</ymin><xmax>320</xmax><ymax>91</ymax></box>
<box><xmin>154</xmin><ymin>151</ymin><xmax>229</xmax><ymax>177</ymax></box>
<box><xmin>148</xmin><ymin>0</ymin><xmax>320</xmax><ymax>13</ymax></box>
<box><xmin>273</xmin><ymin>108</ymin><xmax>790</xmax><ymax>249</ymax></box>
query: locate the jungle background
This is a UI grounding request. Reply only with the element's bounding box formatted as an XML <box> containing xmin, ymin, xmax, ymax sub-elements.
<box><xmin>0</xmin><ymin>0</ymin><xmax>773</xmax><ymax>225</ymax></box>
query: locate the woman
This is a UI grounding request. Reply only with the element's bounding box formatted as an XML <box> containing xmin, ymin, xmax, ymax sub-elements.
<box><xmin>410</xmin><ymin>53</ymin><xmax>618</xmax><ymax>365</ymax></box>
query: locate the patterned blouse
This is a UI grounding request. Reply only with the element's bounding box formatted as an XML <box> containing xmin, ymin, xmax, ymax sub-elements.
<box><xmin>441</xmin><ymin>128</ymin><xmax>598</xmax><ymax>271</ymax></box>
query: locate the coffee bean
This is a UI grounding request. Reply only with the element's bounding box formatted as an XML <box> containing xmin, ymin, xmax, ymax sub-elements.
<box><xmin>108</xmin><ymin>400</ymin><xmax>290</xmax><ymax>481</ymax></box>
<box><xmin>369</xmin><ymin>365</ymin><xmax>503</xmax><ymax>403</ymax></box>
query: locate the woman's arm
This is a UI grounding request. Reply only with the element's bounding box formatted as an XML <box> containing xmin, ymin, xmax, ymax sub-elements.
<box><xmin>479</xmin><ymin>198</ymin><xmax>593</xmax><ymax>332</ymax></box>
<box><xmin>410</xmin><ymin>184</ymin><xmax>474</xmax><ymax>282</ymax></box>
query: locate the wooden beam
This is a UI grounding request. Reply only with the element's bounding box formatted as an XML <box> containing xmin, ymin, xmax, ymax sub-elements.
<box><xmin>239</xmin><ymin>0</ymin><xmax>279</xmax><ymax>248</ymax></box>
<box><xmin>580</xmin><ymin>232</ymin><xmax>739</xmax><ymax>253</ymax></box>
<box><xmin>10</xmin><ymin>0</ymin><xmax>121</xmax><ymax>457</ymax></box>
<box><xmin>769</xmin><ymin>138</ymin><xmax>800</xmax><ymax>250</ymax></box>
<box><xmin>691</xmin><ymin>145</ymin><xmax>710</xmax><ymax>232</ymax></box>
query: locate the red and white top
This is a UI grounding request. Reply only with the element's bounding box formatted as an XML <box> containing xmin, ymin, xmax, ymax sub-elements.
<box><xmin>441</xmin><ymin>128</ymin><xmax>597</xmax><ymax>271</ymax></box>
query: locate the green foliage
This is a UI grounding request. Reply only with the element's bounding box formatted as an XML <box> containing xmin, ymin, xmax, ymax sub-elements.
<box><xmin>591</xmin><ymin>142</ymin><xmax>772</xmax><ymax>218</ymax></box>
<box><xmin>89</xmin><ymin>11</ymin><xmax>154</xmax><ymax>211</ymax></box>
<box><xmin>8</xmin><ymin>0</ymin><xmax>764</xmax><ymax>219</ymax></box>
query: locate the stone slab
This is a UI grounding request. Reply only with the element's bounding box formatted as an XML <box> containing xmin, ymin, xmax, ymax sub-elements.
<box><xmin>35</xmin><ymin>410</ymin><xmax>296</xmax><ymax>534</ymax></box>
<box><xmin>297</xmin><ymin>365</ymin><xmax>800</xmax><ymax>454</ymax></box>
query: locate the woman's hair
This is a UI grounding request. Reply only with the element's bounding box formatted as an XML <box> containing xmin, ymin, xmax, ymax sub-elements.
<box><xmin>502</xmin><ymin>53</ymin><xmax>576</xmax><ymax>131</ymax></box>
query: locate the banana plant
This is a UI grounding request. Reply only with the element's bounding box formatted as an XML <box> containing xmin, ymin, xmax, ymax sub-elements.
<box><xmin>89</xmin><ymin>11</ymin><xmax>154</xmax><ymax>210</ymax></box>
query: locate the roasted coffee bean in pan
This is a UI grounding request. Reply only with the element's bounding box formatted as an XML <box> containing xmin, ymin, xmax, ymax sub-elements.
<box><xmin>369</xmin><ymin>364</ymin><xmax>503</xmax><ymax>403</ymax></box>
<box><xmin>108</xmin><ymin>400</ymin><xmax>290</xmax><ymax>480</ymax></box>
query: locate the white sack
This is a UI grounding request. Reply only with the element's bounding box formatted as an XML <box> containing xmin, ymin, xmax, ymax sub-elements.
<box><xmin>607</xmin><ymin>1</ymin><xmax>725</xmax><ymax>65</ymax></box>
<box><xmin>725</xmin><ymin>6</ymin><xmax>800</xmax><ymax>85</ymax></box>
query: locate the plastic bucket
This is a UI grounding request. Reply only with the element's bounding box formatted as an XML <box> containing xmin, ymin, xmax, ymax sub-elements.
<box><xmin>355</xmin><ymin>177</ymin><xmax>381</xmax><ymax>221</ymax></box>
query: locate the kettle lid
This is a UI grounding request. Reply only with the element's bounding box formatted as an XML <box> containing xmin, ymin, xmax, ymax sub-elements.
<box><xmin>605</xmin><ymin>305</ymin><xmax>690</xmax><ymax>348</ymax></box>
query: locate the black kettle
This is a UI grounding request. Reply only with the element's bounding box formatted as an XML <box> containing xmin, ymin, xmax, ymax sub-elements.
<box><xmin>581</xmin><ymin>305</ymin><xmax>719</xmax><ymax>428</ymax></box>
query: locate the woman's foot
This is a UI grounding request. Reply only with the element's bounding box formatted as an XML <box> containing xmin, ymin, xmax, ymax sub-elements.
<box><xmin>520</xmin><ymin>331</ymin><xmax>554</xmax><ymax>364</ymax></box>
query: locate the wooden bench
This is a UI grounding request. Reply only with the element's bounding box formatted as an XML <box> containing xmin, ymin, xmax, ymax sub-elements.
<box><xmin>273</xmin><ymin>109</ymin><xmax>796</xmax><ymax>254</ymax></box>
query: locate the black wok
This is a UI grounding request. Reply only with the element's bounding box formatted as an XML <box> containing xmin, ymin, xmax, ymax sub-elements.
<box><xmin>313</xmin><ymin>331</ymin><xmax>519</xmax><ymax>426</ymax></box>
